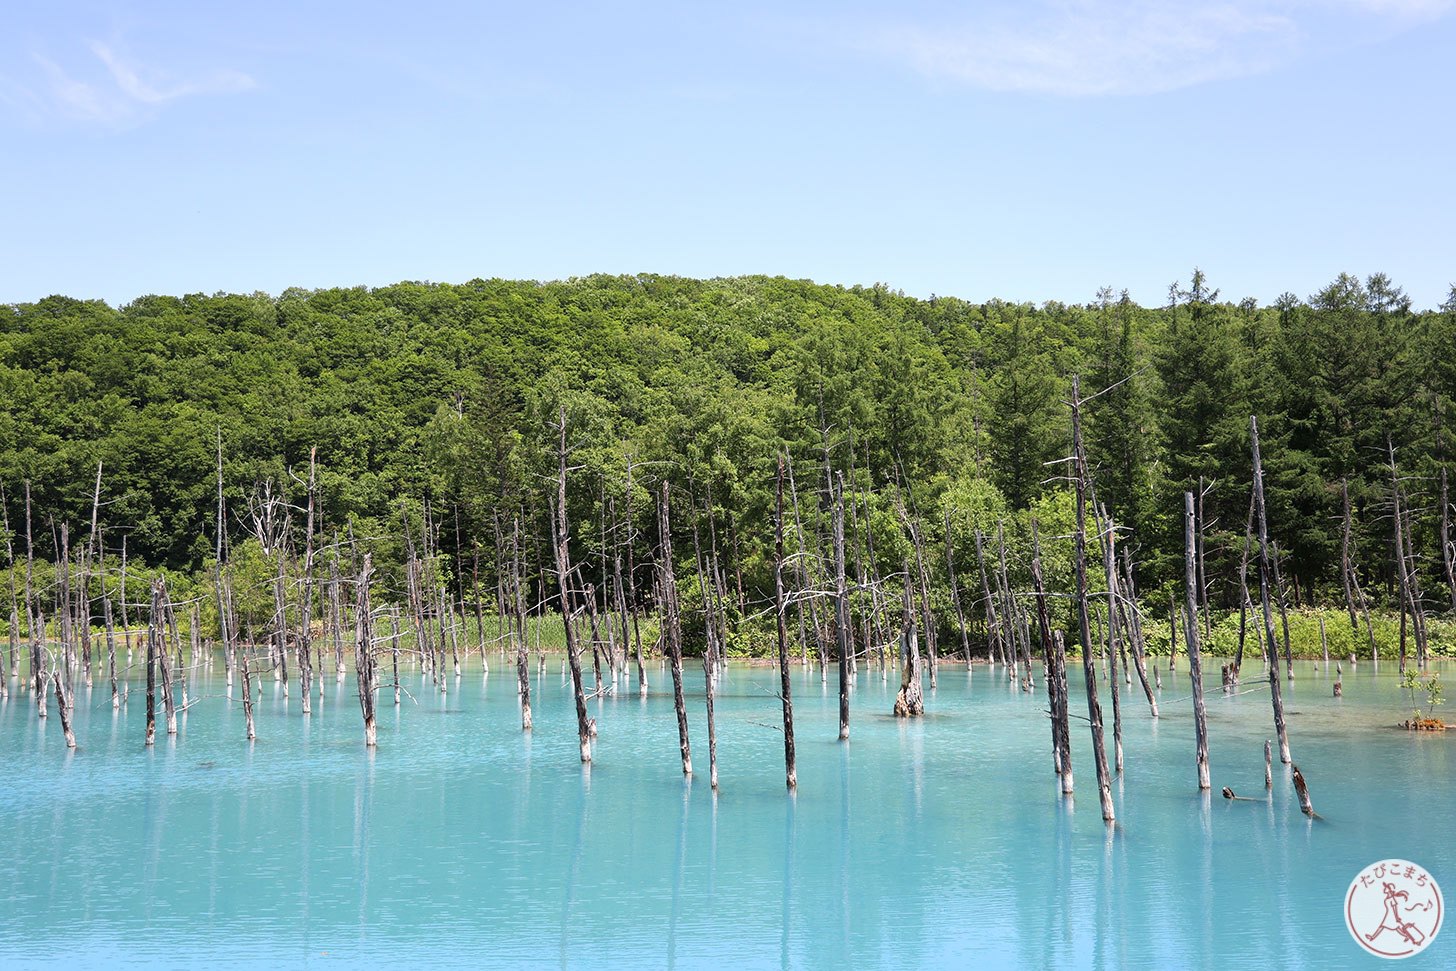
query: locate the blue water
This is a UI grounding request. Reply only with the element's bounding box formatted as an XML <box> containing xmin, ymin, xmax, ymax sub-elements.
<box><xmin>2</xmin><ymin>655</ymin><xmax>1453</xmax><ymax>970</ymax></box>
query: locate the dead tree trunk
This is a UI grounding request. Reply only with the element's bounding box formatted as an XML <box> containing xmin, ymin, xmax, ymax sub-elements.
<box><xmin>1032</xmin><ymin>522</ymin><xmax>1071</xmax><ymax>793</ymax></box>
<box><xmin>145</xmin><ymin>581</ymin><xmax>160</xmax><ymax>745</ymax></box>
<box><xmin>33</xmin><ymin>609</ymin><xmax>46</xmax><ymax>720</ymax></box>
<box><xmin>1271</xmin><ymin>542</ymin><xmax>1294</xmax><ymax>679</ymax></box>
<box><xmin>81</xmin><ymin>461</ymin><xmax>103</xmax><ymax>691</ymax></box>
<box><xmin>1340</xmin><ymin>479</ymin><xmax>1378</xmax><ymax>663</ymax></box>
<box><xmin>214</xmin><ymin>430</ymin><xmax>234</xmax><ymax>689</ymax></box>
<box><xmin>59</xmin><ymin>525</ymin><xmax>72</xmax><ymax>693</ymax></box>
<box><xmin>1</xmin><ymin>484</ymin><xmax>18</xmax><ymax>686</ymax></box>
<box><xmin>553</xmin><ymin>411</ymin><xmax>592</xmax><ymax>764</ymax></box>
<box><xmin>774</xmin><ymin>455</ymin><xmax>797</xmax><ymax>788</ymax></box>
<box><xmin>686</xmin><ymin>496</ymin><xmax>719</xmax><ymax>787</ymax></box>
<box><xmin>299</xmin><ymin>447</ymin><xmax>317</xmax><ymax>715</ymax></box>
<box><xmin>1196</xmin><ymin>476</ymin><xmax>1211</xmax><ymax>644</ymax></box>
<box><xmin>25</xmin><ymin>483</ymin><xmax>42</xmax><ymax>713</ymax></box>
<box><xmin>1442</xmin><ymin>466</ymin><xmax>1456</xmax><ymax>613</ymax></box>
<box><xmin>102</xmin><ymin>564</ymin><xmax>118</xmax><ymax>709</ymax></box>
<box><xmin>659</xmin><ymin>481</ymin><xmax>692</xmax><ymax>775</ymax></box>
<box><xmin>1099</xmin><ymin>507</ymin><xmax>1124</xmax><ymax>774</ymax></box>
<box><xmin>354</xmin><ymin>555</ymin><xmax>377</xmax><ymax>746</ymax></box>
<box><xmin>785</xmin><ymin>460</ymin><xmax>827</xmax><ymax>673</ymax></box>
<box><xmin>1072</xmin><ymin>377</ymin><xmax>1115</xmax><ymax>823</ymax></box>
<box><xmin>1387</xmin><ymin>439</ymin><xmax>1430</xmax><ymax>670</ymax></box>
<box><xmin>1292</xmin><ymin>764</ymin><xmax>1316</xmax><ymax>817</ymax></box>
<box><xmin>230</xmin><ymin>578</ymin><xmax>254</xmax><ymax>740</ymax></box>
<box><xmin>331</xmin><ymin>541</ymin><xmax>347</xmax><ymax>682</ymax></box>
<box><xmin>512</xmin><ymin>515</ymin><xmax>531</xmax><ymax>729</ymax></box>
<box><xmin>945</xmin><ymin>506</ymin><xmax>972</xmax><ymax>668</ymax></box>
<box><xmin>390</xmin><ymin>609</ymin><xmax>402</xmax><ymax>706</ymax></box>
<box><xmin>1251</xmin><ymin>416</ymin><xmax>1292</xmax><ymax>765</ymax></box>
<box><xmin>972</xmin><ymin>529</ymin><xmax>1002</xmax><ymax>666</ymax></box>
<box><xmin>623</xmin><ymin>458</ymin><xmax>648</xmax><ymax>697</ymax></box>
<box><xmin>1184</xmin><ymin>492</ymin><xmax>1211</xmax><ymax>790</ymax></box>
<box><xmin>903</xmin><ymin>503</ymin><xmax>937</xmax><ymax>688</ymax></box>
<box><xmin>1233</xmin><ymin>492</ymin><xmax>1254</xmax><ymax>682</ymax></box>
<box><xmin>52</xmin><ymin>671</ymin><xmax>75</xmax><ymax>748</ymax></box>
<box><xmin>996</xmin><ymin>522</ymin><xmax>1030</xmax><ymax>688</ymax></box>
<box><xmin>833</xmin><ymin>474</ymin><xmax>851</xmax><ymax>740</ymax></box>
<box><xmin>1120</xmin><ymin>551</ymin><xmax>1158</xmax><ymax>718</ymax></box>
<box><xmin>1167</xmin><ymin>594</ymin><xmax>1179</xmax><ymax>673</ymax></box>
<box><xmin>893</xmin><ymin>566</ymin><xmax>924</xmax><ymax>717</ymax></box>
<box><xmin>155</xmin><ymin>581</ymin><xmax>177</xmax><ymax>736</ymax></box>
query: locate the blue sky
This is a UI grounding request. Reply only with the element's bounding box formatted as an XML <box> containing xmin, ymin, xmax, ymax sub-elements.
<box><xmin>2</xmin><ymin>1</ymin><xmax>1453</xmax><ymax>309</ymax></box>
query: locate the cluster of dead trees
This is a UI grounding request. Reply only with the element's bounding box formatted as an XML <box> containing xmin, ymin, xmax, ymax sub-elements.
<box><xmin>5</xmin><ymin>378</ymin><xmax>1443</xmax><ymax>827</ymax></box>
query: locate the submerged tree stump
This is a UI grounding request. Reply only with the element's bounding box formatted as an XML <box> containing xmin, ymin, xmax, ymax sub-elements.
<box><xmin>1292</xmin><ymin>764</ymin><xmax>1317</xmax><ymax>817</ymax></box>
<box><xmin>893</xmin><ymin>573</ymin><xmax>924</xmax><ymax>718</ymax></box>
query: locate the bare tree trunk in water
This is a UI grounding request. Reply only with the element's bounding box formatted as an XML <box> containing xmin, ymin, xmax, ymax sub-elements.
<box><xmin>390</xmin><ymin>609</ymin><xmax>402</xmax><ymax>707</ymax></box>
<box><xmin>1031</xmin><ymin>522</ymin><xmax>1069</xmax><ymax>791</ymax></box>
<box><xmin>687</xmin><ymin>498</ymin><xmax>719</xmax><ymax>787</ymax></box>
<box><xmin>892</xmin><ymin>568</ymin><xmax>924</xmax><ymax>717</ymax></box>
<box><xmin>1</xmin><ymin>484</ymin><xmax>18</xmax><ymax>686</ymax></box>
<box><xmin>553</xmin><ymin>408</ymin><xmax>592</xmax><ymax>764</ymax></box>
<box><xmin>1072</xmin><ymin>376</ymin><xmax>1115</xmax><ymax>822</ymax></box>
<box><xmin>1184</xmin><ymin>492</ymin><xmax>1211</xmax><ymax>791</ymax></box>
<box><xmin>774</xmin><ymin>456</ymin><xmax>797</xmax><ymax>788</ymax></box>
<box><xmin>233</xmin><ymin>580</ymin><xmax>254</xmax><ymax>740</ymax></box>
<box><xmin>833</xmin><ymin>473</ymin><xmax>851</xmax><ymax>740</ymax></box>
<box><xmin>1232</xmin><ymin>493</ymin><xmax>1253</xmax><ymax>684</ymax></box>
<box><xmin>299</xmin><ymin>448</ymin><xmax>317</xmax><ymax>715</ymax></box>
<box><xmin>623</xmin><ymin>459</ymin><xmax>648</xmax><ymax>697</ymax></box>
<box><xmin>25</xmin><ymin>483</ymin><xmax>43</xmax><ymax>714</ymax></box>
<box><xmin>1099</xmin><ymin>506</ymin><xmax>1124</xmax><ymax>774</ymax></box>
<box><xmin>1270</xmin><ymin>541</ymin><xmax>1294</xmax><ymax>679</ymax></box>
<box><xmin>145</xmin><ymin>582</ymin><xmax>161</xmax><ymax>745</ymax></box>
<box><xmin>1442</xmin><ymin>466</ymin><xmax>1456</xmax><ymax>612</ymax></box>
<box><xmin>1120</xmin><ymin>550</ymin><xmax>1158</xmax><ymax>717</ymax></box>
<box><xmin>785</xmin><ymin>460</ymin><xmax>826</xmax><ymax>673</ymax></box>
<box><xmin>945</xmin><ymin>506</ymin><xmax>972</xmax><ymax>668</ymax></box>
<box><xmin>52</xmin><ymin>671</ymin><xmax>75</xmax><ymax>748</ymax></box>
<box><xmin>1387</xmin><ymin>438</ymin><xmax>1430</xmax><ymax>670</ymax></box>
<box><xmin>659</xmin><ymin>482</ymin><xmax>692</xmax><ymax>775</ymax></box>
<box><xmin>1250</xmin><ymin>416</ymin><xmax>1291</xmax><ymax>765</ymax></box>
<box><xmin>973</xmin><ymin>529</ymin><xmax>1002</xmax><ymax>668</ymax></box>
<box><xmin>512</xmin><ymin>516</ymin><xmax>531</xmax><ymax>729</ymax></box>
<box><xmin>1339</xmin><ymin>480</ymin><xmax>1378</xmax><ymax>664</ymax></box>
<box><xmin>354</xmin><ymin>556</ymin><xmax>377</xmax><ymax>746</ymax></box>
<box><xmin>103</xmin><ymin>572</ymin><xmax>118</xmax><ymax>709</ymax></box>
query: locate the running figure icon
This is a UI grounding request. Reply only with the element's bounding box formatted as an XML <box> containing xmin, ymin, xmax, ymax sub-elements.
<box><xmin>1346</xmin><ymin>860</ymin><xmax>1443</xmax><ymax>959</ymax></box>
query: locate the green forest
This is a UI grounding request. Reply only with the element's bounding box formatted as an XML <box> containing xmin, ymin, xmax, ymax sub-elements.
<box><xmin>3</xmin><ymin>269</ymin><xmax>1454</xmax><ymax>656</ymax></box>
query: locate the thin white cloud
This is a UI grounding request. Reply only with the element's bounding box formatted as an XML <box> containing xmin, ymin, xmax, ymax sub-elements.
<box><xmin>19</xmin><ymin>40</ymin><xmax>254</xmax><ymax>125</ymax></box>
<box><xmin>90</xmin><ymin>41</ymin><xmax>255</xmax><ymax>104</ymax></box>
<box><xmin>1336</xmin><ymin>0</ymin><xmax>1454</xmax><ymax>15</ymax></box>
<box><xmin>859</xmin><ymin>0</ymin><xmax>1454</xmax><ymax>97</ymax></box>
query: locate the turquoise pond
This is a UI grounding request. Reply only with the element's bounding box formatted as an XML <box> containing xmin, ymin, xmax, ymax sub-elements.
<box><xmin>2</xmin><ymin>654</ymin><xmax>1453</xmax><ymax>969</ymax></box>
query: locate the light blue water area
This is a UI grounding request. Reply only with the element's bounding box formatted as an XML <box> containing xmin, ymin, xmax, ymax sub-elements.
<box><xmin>2</xmin><ymin>655</ymin><xmax>1453</xmax><ymax>970</ymax></box>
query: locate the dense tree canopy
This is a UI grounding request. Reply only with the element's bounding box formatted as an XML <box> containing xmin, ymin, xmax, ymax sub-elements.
<box><xmin>3</xmin><ymin>271</ymin><xmax>1453</xmax><ymax>633</ymax></box>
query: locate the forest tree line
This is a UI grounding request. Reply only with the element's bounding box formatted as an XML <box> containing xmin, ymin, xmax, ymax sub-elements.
<box><xmin>2</xmin><ymin>269</ymin><xmax>1454</xmax><ymax>653</ymax></box>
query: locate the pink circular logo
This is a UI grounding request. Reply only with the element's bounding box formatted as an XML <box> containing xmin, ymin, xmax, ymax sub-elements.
<box><xmin>1346</xmin><ymin>860</ymin><xmax>1443</xmax><ymax>959</ymax></box>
